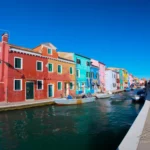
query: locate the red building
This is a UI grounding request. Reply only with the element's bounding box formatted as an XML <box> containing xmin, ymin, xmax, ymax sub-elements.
<box><xmin>0</xmin><ymin>33</ymin><xmax>76</xmax><ymax>102</ymax></box>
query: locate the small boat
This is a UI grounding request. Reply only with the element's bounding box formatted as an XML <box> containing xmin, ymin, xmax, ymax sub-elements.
<box><xmin>125</xmin><ymin>88</ymin><xmax>131</xmax><ymax>92</ymax></box>
<box><xmin>54</xmin><ymin>97</ymin><xmax>96</xmax><ymax>105</ymax></box>
<box><xmin>95</xmin><ymin>92</ymin><xmax>113</xmax><ymax>99</ymax></box>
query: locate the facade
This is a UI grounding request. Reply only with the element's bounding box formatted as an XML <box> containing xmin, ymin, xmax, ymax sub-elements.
<box><xmin>58</xmin><ymin>52</ymin><xmax>91</xmax><ymax>94</ymax></box>
<box><xmin>107</xmin><ymin>67</ymin><xmax>124</xmax><ymax>90</ymax></box>
<box><xmin>99</xmin><ymin>62</ymin><xmax>106</xmax><ymax>91</ymax></box>
<box><xmin>129</xmin><ymin>74</ymin><xmax>134</xmax><ymax>86</ymax></box>
<box><xmin>90</xmin><ymin>59</ymin><xmax>100</xmax><ymax>93</ymax></box>
<box><xmin>122</xmin><ymin>69</ymin><xmax>129</xmax><ymax>88</ymax></box>
<box><xmin>116</xmin><ymin>71</ymin><xmax>120</xmax><ymax>89</ymax></box>
<box><xmin>105</xmin><ymin>69</ymin><xmax>117</xmax><ymax>91</ymax></box>
<box><xmin>0</xmin><ymin>34</ymin><xmax>76</xmax><ymax>102</ymax></box>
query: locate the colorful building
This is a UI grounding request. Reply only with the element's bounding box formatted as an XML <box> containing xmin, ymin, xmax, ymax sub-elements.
<box><xmin>0</xmin><ymin>33</ymin><xmax>76</xmax><ymax>102</ymax></box>
<box><xmin>129</xmin><ymin>74</ymin><xmax>134</xmax><ymax>86</ymax></box>
<box><xmin>58</xmin><ymin>52</ymin><xmax>91</xmax><ymax>94</ymax></box>
<box><xmin>105</xmin><ymin>69</ymin><xmax>117</xmax><ymax>91</ymax></box>
<box><xmin>107</xmin><ymin>67</ymin><xmax>124</xmax><ymax>90</ymax></box>
<box><xmin>99</xmin><ymin>62</ymin><xmax>106</xmax><ymax>91</ymax></box>
<box><xmin>122</xmin><ymin>69</ymin><xmax>129</xmax><ymax>88</ymax></box>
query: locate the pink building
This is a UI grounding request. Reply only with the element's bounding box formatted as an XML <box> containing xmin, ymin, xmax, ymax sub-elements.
<box><xmin>116</xmin><ymin>72</ymin><xmax>120</xmax><ymax>89</ymax></box>
<box><xmin>129</xmin><ymin>74</ymin><xmax>134</xmax><ymax>86</ymax></box>
<box><xmin>91</xmin><ymin>59</ymin><xmax>106</xmax><ymax>91</ymax></box>
<box><xmin>99</xmin><ymin>62</ymin><xmax>106</xmax><ymax>91</ymax></box>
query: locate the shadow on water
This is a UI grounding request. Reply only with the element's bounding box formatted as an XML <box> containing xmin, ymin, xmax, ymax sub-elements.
<box><xmin>0</xmin><ymin>92</ymin><xmax>144</xmax><ymax>150</ymax></box>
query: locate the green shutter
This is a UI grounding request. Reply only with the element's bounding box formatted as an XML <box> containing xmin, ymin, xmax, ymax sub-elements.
<box><xmin>48</xmin><ymin>64</ymin><xmax>52</xmax><ymax>72</ymax></box>
<box><xmin>37</xmin><ymin>62</ymin><xmax>42</xmax><ymax>70</ymax></box>
<box><xmin>86</xmin><ymin>72</ymin><xmax>88</xmax><ymax>78</ymax></box>
<box><xmin>15</xmin><ymin>58</ymin><xmax>21</xmax><ymax>68</ymax></box>
<box><xmin>15</xmin><ymin>80</ymin><xmax>21</xmax><ymax>90</ymax></box>
<box><xmin>70</xmin><ymin>67</ymin><xmax>73</xmax><ymax>74</ymax></box>
<box><xmin>58</xmin><ymin>82</ymin><xmax>62</xmax><ymax>90</ymax></box>
<box><xmin>48</xmin><ymin>49</ymin><xmax>52</xmax><ymax>54</ymax></box>
<box><xmin>76</xmin><ymin>70</ymin><xmax>78</xmax><ymax>77</ymax></box>
<box><xmin>70</xmin><ymin>82</ymin><xmax>73</xmax><ymax>90</ymax></box>
<box><xmin>58</xmin><ymin>65</ymin><xmax>62</xmax><ymax>73</ymax></box>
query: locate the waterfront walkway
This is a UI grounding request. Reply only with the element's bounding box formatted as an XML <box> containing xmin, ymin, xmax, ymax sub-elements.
<box><xmin>118</xmin><ymin>88</ymin><xmax>150</xmax><ymax>150</ymax></box>
<box><xmin>0</xmin><ymin>99</ymin><xmax>54</xmax><ymax>111</ymax></box>
<box><xmin>137</xmin><ymin>88</ymin><xmax>150</xmax><ymax>150</ymax></box>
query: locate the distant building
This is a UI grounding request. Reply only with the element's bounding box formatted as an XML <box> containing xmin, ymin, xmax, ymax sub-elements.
<box><xmin>105</xmin><ymin>69</ymin><xmax>117</xmax><ymax>91</ymax></box>
<box><xmin>99</xmin><ymin>62</ymin><xmax>106</xmax><ymax>91</ymax></box>
<box><xmin>107</xmin><ymin>67</ymin><xmax>124</xmax><ymax>90</ymax></box>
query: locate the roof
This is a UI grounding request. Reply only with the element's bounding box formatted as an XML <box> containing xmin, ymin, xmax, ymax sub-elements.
<box><xmin>9</xmin><ymin>44</ymin><xmax>40</xmax><ymax>54</ymax></box>
<box><xmin>98</xmin><ymin>61</ymin><xmax>105</xmax><ymax>65</ymax></box>
<box><xmin>75</xmin><ymin>53</ymin><xmax>91</xmax><ymax>60</ymax></box>
<box><xmin>58</xmin><ymin>56</ymin><xmax>74</xmax><ymax>62</ymax></box>
<box><xmin>91</xmin><ymin>65</ymin><xmax>99</xmax><ymax>69</ymax></box>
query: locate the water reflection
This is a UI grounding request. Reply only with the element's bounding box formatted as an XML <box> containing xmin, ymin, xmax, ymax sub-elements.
<box><xmin>0</xmin><ymin>92</ymin><xmax>144</xmax><ymax>150</ymax></box>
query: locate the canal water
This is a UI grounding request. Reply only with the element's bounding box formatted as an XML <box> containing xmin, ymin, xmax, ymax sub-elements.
<box><xmin>0</xmin><ymin>92</ymin><xmax>144</xmax><ymax>150</ymax></box>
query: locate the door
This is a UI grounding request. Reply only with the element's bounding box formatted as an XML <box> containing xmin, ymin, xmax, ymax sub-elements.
<box><xmin>64</xmin><ymin>83</ymin><xmax>69</xmax><ymax>96</ymax></box>
<box><xmin>26</xmin><ymin>82</ymin><xmax>34</xmax><ymax>100</ymax></box>
<box><xmin>48</xmin><ymin>84</ymin><xmax>53</xmax><ymax>97</ymax></box>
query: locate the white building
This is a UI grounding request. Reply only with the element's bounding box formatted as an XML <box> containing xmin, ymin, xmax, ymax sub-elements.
<box><xmin>105</xmin><ymin>69</ymin><xmax>117</xmax><ymax>91</ymax></box>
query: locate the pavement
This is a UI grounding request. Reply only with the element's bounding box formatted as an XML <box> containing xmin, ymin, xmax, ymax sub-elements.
<box><xmin>137</xmin><ymin>86</ymin><xmax>150</xmax><ymax>150</ymax></box>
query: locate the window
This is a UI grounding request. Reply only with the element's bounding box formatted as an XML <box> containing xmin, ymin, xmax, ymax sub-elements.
<box><xmin>86</xmin><ymin>61</ymin><xmax>91</xmax><ymax>66</ymax></box>
<box><xmin>76</xmin><ymin>70</ymin><xmax>80</xmax><ymax>77</ymax></box>
<box><xmin>96</xmin><ymin>73</ymin><xmax>99</xmax><ymax>79</ymax></box>
<box><xmin>37</xmin><ymin>80</ymin><xmax>43</xmax><ymax>90</ymax></box>
<box><xmin>58</xmin><ymin>82</ymin><xmax>62</xmax><ymax>90</ymax></box>
<box><xmin>90</xmin><ymin>72</ymin><xmax>94</xmax><ymax>78</ymax></box>
<box><xmin>14</xmin><ymin>57</ymin><xmax>22</xmax><ymax>69</ymax></box>
<box><xmin>76</xmin><ymin>59</ymin><xmax>81</xmax><ymax>64</ymax></box>
<box><xmin>86</xmin><ymin>72</ymin><xmax>90</xmax><ymax>78</ymax></box>
<box><xmin>48</xmin><ymin>48</ymin><xmax>52</xmax><ymax>54</ymax></box>
<box><xmin>70</xmin><ymin>82</ymin><xmax>74</xmax><ymax>90</ymax></box>
<box><xmin>76</xmin><ymin>83</ymin><xmax>80</xmax><ymax>90</ymax></box>
<box><xmin>36</xmin><ymin>61</ymin><xmax>43</xmax><ymax>71</ymax></box>
<box><xmin>58</xmin><ymin>65</ymin><xmax>62</xmax><ymax>73</ymax></box>
<box><xmin>48</xmin><ymin>63</ymin><xmax>53</xmax><ymax>72</ymax></box>
<box><xmin>14</xmin><ymin>79</ymin><xmax>22</xmax><ymax>91</ymax></box>
<box><xmin>70</xmin><ymin>67</ymin><xmax>73</xmax><ymax>74</ymax></box>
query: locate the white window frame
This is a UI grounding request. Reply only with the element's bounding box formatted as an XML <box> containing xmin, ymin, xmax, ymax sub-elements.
<box><xmin>70</xmin><ymin>67</ymin><xmax>73</xmax><ymax>75</ymax></box>
<box><xmin>70</xmin><ymin>82</ymin><xmax>74</xmax><ymax>90</ymax></box>
<box><xmin>58</xmin><ymin>64</ymin><xmax>62</xmax><ymax>74</ymax></box>
<box><xmin>57</xmin><ymin>81</ymin><xmax>62</xmax><ymax>90</ymax></box>
<box><xmin>47</xmin><ymin>48</ymin><xmax>52</xmax><ymax>55</ymax></box>
<box><xmin>48</xmin><ymin>63</ymin><xmax>53</xmax><ymax>72</ymax></box>
<box><xmin>14</xmin><ymin>57</ymin><xmax>23</xmax><ymax>69</ymax></box>
<box><xmin>36</xmin><ymin>61</ymin><xmax>43</xmax><ymax>72</ymax></box>
<box><xmin>37</xmin><ymin>80</ymin><xmax>44</xmax><ymax>90</ymax></box>
<box><xmin>76</xmin><ymin>69</ymin><xmax>80</xmax><ymax>77</ymax></box>
<box><xmin>14</xmin><ymin>79</ymin><xmax>22</xmax><ymax>91</ymax></box>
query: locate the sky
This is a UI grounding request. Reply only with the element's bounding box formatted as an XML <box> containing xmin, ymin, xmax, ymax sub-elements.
<box><xmin>0</xmin><ymin>0</ymin><xmax>150</xmax><ymax>78</ymax></box>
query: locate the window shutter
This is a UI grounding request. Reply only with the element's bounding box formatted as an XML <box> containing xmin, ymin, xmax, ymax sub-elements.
<box><xmin>70</xmin><ymin>67</ymin><xmax>73</xmax><ymax>74</ymax></box>
<box><xmin>49</xmin><ymin>64</ymin><xmax>52</xmax><ymax>71</ymax></box>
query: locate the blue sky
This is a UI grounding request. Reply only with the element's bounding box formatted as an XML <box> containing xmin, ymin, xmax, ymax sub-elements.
<box><xmin>0</xmin><ymin>0</ymin><xmax>150</xmax><ymax>78</ymax></box>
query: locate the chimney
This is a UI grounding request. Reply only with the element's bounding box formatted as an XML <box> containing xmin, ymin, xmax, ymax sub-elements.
<box><xmin>2</xmin><ymin>33</ymin><xmax>8</xmax><ymax>43</ymax></box>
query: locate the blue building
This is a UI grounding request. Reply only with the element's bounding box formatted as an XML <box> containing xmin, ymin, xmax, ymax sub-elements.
<box><xmin>90</xmin><ymin>65</ymin><xmax>100</xmax><ymax>93</ymax></box>
<box><xmin>58</xmin><ymin>52</ymin><xmax>91</xmax><ymax>94</ymax></box>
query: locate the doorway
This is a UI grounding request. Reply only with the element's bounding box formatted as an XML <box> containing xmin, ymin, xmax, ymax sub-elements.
<box><xmin>64</xmin><ymin>83</ymin><xmax>69</xmax><ymax>96</ymax></box>
<box><xmin>26</xmin><ymin>81</ymin><xmax>34</xmax><ymax>100</ymax></box>
<box><xmin>48</xmin><ymin>84</ymin><xmax>54</xmax><ymax>97</ymax></box>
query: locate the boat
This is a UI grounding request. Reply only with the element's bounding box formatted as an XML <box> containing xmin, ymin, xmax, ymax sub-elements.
<box><xmin>124</xmin><ymin>87</ymin><xmax>131</xmax><ymax>92</ymax></box>
<box><xmin>131</xmin><ymin>89</ymin><xmax>146</xmax><ymax>103</ymax></box>
<box><xmin>95</xmin><ymin>91</ymin><xmax>113</xmax><ymax>99</ymax></box>
<box><xmin>54</xmin><ymin>97</ymin><xmax>96</xmax><ymax>105</ymax></box>
<box><xmin>95</xmin><ymin>93</ymin><xmax>112</xmax><ymax>99</ymax></box>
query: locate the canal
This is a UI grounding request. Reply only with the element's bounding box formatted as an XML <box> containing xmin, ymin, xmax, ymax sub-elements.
<box><xmin>0</xmin><ymin>91</ymin><xmax>144</xmax><ymax>150</ymax></box>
